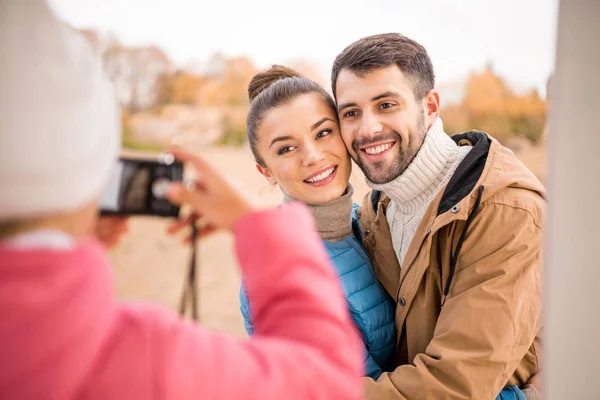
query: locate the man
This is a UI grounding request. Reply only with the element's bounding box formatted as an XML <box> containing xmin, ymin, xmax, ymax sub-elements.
<box><xmin>331</xmin><ymin>33</ymin><xmax>543</xmax><ymax>399</ymax></box>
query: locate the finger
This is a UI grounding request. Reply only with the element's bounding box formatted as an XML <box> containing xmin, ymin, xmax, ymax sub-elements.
<box><xmin>165</xmin><ymin>182</ymin><xmax>194</xmax><ymax>206</ymax></box>
<box><xmin>98</xmin><ymin>215</ymin><xmax>121</xmax><ymax>226</ymax></box>
<box><xmin>165</xmin><ymin>179</ymin><xmax>208</xmax><ymax>207</ymax></box>
<box><xmin>167</xmin><ymin>213</ymin><xmax>200</xmax><ymax>234</ymax></box>
<box><xmin>166</xmin><ymin>149</ymin><xmax>210</xmax><ymax>172</ymax></box>
<box><xmin>166</xmin><ymin>149</ymin><xmax>220</xmax><ymax>181</ymax></box>
<box><xmin>114</xmin><ymin>217</ymin><xmax>129</xmax><ymax>232</ymax></box>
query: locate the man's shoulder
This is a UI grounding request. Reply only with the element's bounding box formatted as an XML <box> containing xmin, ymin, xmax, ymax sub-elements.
<box><xmin>478</xmin><ymin>139</ymin><xmax>546</xmax><ymax>224</ymax></box>
<box><xmin>480</xmin><ymin>185</ymin><xmax>545</xmax><ymax>229</ymax></box>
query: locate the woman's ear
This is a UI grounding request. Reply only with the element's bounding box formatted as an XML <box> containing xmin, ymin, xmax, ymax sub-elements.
<box><xmin>256</xmin><ymin>164</ymin><xmax>277</xmax><ymax>185</ymax></box>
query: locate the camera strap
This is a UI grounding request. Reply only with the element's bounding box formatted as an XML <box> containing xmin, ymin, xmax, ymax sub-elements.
<box><xmin>178</xmin><ymin>222</ymin><xmax>199</xmax><ymax>321</ymax></box>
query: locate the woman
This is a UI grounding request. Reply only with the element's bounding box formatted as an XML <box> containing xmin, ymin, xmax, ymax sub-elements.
<box><xmin>239</xmin><ymin>65</ymin><xmax>398</xmax><ymax>379</ymax></box>
<box><xmin>0</xmin><ymin>2</ymin><xmax>363</xmax><ymax>399</ymax></box>
<box><xmin>238</xmin><ymin>66</ymin><xmax>532</xmax><ymax>400</ymax></box>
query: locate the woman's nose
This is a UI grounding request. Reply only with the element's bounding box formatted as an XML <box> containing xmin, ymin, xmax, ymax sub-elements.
<box><xmin>302</xmin><ymin>143</ymin><xmax>326</xmax><ymax>167</ymax></box>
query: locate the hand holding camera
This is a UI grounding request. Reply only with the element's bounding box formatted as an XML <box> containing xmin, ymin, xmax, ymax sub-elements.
<box><xmin>97</xmin><ymin>149</ymin><xmax>256</xmax><ymax>246</ymax></box>
<box><xmin>165</xmin><ymin>150</ymin><xmax>255</xmax><ymax>235</ymax></box>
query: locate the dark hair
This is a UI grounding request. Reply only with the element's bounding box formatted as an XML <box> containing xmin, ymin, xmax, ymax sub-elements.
<box><xmin>331</xmin><ymin>33</ymin><xmax>435</xmax><ymax>101</ymax></box>
<box><xmin>246</xmin><ymin>65</ymin><xmax>337</xmax><ymax>167</ymax></box>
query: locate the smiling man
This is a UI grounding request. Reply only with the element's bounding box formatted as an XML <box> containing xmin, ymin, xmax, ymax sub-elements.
<box><xmin>331</xmin><ymin>33</ymin><xmax>545</xmax><ymax>400</ymax></box>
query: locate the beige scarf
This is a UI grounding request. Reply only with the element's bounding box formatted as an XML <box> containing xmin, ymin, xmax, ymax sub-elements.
<box><xmin>282</xmin><ymin>183</ymin><xmax>355</xmax><ymax>242</ymax></box>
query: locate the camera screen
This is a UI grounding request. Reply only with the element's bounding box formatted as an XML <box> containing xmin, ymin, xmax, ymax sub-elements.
<box><xmin>100</xmin><ymin>160</ymin><xmax>152</xmax><ymax>213</ymax></box>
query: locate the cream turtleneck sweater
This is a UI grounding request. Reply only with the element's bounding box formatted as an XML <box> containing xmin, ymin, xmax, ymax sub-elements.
<box><xmin>368</xmin><ymin>118</ymin><xmax>471</xmax><ymax>265</ymax></box>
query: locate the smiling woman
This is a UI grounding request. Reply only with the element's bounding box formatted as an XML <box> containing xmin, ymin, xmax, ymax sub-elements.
<box><xmin>245</xmin><ymin>65</ymin><xmax>350</xmax><ymax>205</ymax></box>
<box><xmin>257</xmin><ymin>93</ymin><xmax>349</xmax><ymax>204</ymax></box>
<box><xmin>238</xmin><ymin>65</ymin><xmax>398</xmax><ymax>380</ymax></box>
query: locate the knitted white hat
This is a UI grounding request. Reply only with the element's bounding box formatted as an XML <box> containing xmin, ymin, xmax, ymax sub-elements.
<box><xmin>0</xmin><ymin>0</ymin><xmax>120</xmax><ymax>221</ymax></box>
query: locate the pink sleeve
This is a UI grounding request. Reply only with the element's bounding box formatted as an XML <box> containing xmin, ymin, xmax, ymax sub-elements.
<box><xmin>155</xmin><ymin>203</ymin><xmax>363</xmax><ymax>400</ymax></box>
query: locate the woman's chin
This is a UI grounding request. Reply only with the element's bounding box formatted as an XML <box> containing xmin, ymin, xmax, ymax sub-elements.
<box><xmin>302</xmin><ymin>183</ymin><xmax>348</xmax><ymax>205</ymax></box>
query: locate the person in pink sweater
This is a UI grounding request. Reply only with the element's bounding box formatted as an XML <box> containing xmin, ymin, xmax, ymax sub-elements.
<box><xmin>0</xmin><ymin>1</ymin><xmax>363</xmax><ymax>399</ymax></box>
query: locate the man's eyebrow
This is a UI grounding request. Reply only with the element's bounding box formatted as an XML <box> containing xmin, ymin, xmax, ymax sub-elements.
<box><xmin>371</xmin><ymin>91</ymin><xmax>402</xmax><ymax>102</ymax></box>
<box><xmin>269</xmin><ymin>135</ymin><xmax>294</xmax><ymax>149</ymax></box>
<box><xmin>337</xmin><ymin>102</ymin><xmax>357</xmax><ymax>112</ymax></box>
<box><xmin>311</xmin><ymin>117</ymin><xmax>334</xmax><ymax>130</ymax></box>
<box><xmin>337</xmin><ymin>91</ymin><xmax>402</xmax><ymax>112</ymax></box>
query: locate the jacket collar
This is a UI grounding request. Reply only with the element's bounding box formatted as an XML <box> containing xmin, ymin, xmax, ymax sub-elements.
<box><xmin>437</xmin><ymin>131</ymin><xmax>490</xmax><ymax>215</ymax></box>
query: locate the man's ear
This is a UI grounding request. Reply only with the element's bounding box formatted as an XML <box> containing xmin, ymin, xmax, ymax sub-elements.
<box><xmin>256</xmin><ymin>164</ymin><xmax>277</xmax><ymax>185</ymax></box>
<box><xmin>424</xmin><ymin>90</ymin><xmax>441</xmax><ymax>130</ymax></box>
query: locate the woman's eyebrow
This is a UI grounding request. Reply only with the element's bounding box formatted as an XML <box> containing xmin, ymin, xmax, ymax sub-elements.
<box><xmin>269</xmin><ymin>135</ymin><xmax>294</xmax><ymax>149</ymax></box>
<box><xmin>311</xmin><ymin>117</ymin><xmax>334</xmax><ymax>130</ymax></box>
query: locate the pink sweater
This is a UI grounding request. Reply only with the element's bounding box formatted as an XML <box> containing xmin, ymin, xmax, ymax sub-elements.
<box><xmin>0</xmin><ymin>204</ymin><xmax>363</xmax><ymax>399</ymax></box>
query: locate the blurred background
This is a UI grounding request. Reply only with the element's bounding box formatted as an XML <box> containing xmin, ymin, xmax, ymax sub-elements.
<box><xmin>49</xmin><ymin>0</ymin><xmax>558</xmax><ymax>337</ymax></box>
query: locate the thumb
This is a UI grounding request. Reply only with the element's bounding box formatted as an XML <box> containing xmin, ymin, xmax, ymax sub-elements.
<box><xmin>165</xmin><ymin>182</ymin><xmax>188</xmax><ymax>205</ymax></box>
<box><xmin>166</xmin><ymin>180</ymin><xmax>208</xmax><ymax>210</ymax></box>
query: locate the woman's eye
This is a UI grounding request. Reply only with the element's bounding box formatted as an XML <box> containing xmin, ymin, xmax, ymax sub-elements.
<box><xmin>277</xmin><ymin>146</ymin><xmax>294</xmax><ymax>155</ymax></box>
<box><xmin>316</xmin><ymin>129</ymin><xmax>332</xmax><ymax>139</ymax></box>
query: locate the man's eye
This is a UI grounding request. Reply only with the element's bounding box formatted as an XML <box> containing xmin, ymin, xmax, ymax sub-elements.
<box><xmin>277</xmin><ymin>146</ymin><xmax>294</xmax><ymax>155</ymax></box>
<box><xmin>379</xmin><ymin>102</ymin><xmax>394</xmax><ymax>110</ymax></box>
<box><xmin>343</xmin><ymin>110</ymin><xmax>358</xmax><ymax>118</ymax></box>
<box><xmin>316</xmin><ymin>129</ymin><xmax>332</xmax><ymax>139</ymax></box>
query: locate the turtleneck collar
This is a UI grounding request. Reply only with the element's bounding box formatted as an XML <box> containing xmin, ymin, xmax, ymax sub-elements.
<box><xmin>282</xmin><ymin>183</ymin><xmax>355</xmax><ymax>242</ymax></box>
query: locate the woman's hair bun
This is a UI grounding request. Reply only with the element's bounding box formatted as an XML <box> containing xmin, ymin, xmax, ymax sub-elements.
<box><xmin>247</xmin><ymin>65</ymin><xmax>303</xmax><ymax>102</ymax></box>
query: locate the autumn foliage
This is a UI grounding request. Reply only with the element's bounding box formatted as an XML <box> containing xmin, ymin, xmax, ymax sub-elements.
<box><xmin>441</xmin><ymin>66</ymin><xmax>547</xmax><ymax>144</ymax></box>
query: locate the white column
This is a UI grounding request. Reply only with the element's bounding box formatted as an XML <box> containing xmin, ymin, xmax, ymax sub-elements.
<box><xmin>545</xmin><ymin>0</ymin><xmax>600</xmax><ymax>398</ymax></box>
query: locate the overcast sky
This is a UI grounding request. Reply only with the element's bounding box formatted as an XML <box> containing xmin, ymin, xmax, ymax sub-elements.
<box><xmin>50</xmin><ymin>0</ymin><xmax>558</xmax><ymax>97</ymax></box>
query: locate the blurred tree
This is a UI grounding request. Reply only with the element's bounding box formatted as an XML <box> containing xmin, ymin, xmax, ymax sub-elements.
<box><xmin>441</xmin><ymin>66</ymin><xmax>547</xmax><ymax>144</ymax></box>
<box><xmin>218</xmin><ymin>113</ymin><xmax>247</xmax><ymax>147</ymax></box>
<box><xmin>78</xmin><ymin>29</ymin><xmax>173</xmax><ymax>112</ymax></box>
<box><xmin>156</xmin><ymin>70</ymin><xmax>204</xmax><ymax>106</ymax></box>
<box><xmin>197</xmin><ymin>57</ymin><xmax>257</xmax><ymax>106</ymax></box>
<box><xmin>439</xmin><ymin>104</ymin><xmax>471</xmax><ymax>135</ymax></box>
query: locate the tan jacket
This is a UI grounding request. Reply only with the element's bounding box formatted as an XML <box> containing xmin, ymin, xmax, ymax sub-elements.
<box><xmin>358</xmin><ymin>131</ymin><xmax>545</xmax><ymax>400</ymax></box>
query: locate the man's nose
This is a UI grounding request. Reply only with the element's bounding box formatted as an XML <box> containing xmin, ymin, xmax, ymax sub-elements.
<box><xmin>357</xmin><ymin>111</ymin><xmax>384</xmax><ymax>139</ymax></box>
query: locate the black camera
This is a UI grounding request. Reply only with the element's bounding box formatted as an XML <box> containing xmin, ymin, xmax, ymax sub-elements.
<box><xmin>99</xmin><ymin>153</ymin><xmax>183</xmax><ymax>217</ymax></box>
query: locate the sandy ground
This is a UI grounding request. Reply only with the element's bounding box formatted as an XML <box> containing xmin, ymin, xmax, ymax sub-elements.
<box><xmin>108</xmin><ymin>144</ymin><xmax>544</xmax><ymax>338</ymax></box>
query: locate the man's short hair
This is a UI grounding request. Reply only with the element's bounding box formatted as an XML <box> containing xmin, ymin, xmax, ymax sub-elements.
<box><xmin>331</xmin><ymin>33</ymin><xmax>435</xmax><ymax>101</ymax></box>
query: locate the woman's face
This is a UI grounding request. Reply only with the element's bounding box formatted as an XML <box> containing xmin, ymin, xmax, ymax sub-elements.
<box><xmin>256</xmin><ymin>93</ymin><xmax>351</xmax><ymax>205</ymax></box>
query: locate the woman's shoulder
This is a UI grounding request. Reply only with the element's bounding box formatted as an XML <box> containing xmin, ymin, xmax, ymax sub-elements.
<box><xmin>323</xmin><ymin>236</ymin><xmax>371</xmax><ymax>277</ymax></box>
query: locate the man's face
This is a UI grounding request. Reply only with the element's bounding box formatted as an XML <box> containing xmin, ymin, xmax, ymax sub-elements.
<box><xmin>335</xmin><ymin>65</ymin><xmax>430</xmax><ymax>184</ymax></box>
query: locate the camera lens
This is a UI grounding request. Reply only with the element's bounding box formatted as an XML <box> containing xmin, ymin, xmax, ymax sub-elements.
<box><xmin>158</xmin><ymin>152</ymin><xmax>175</xmax><ymax>165</ymax></box>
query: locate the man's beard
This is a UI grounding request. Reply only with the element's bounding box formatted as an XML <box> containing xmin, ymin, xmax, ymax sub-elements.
<box><xmin>352</xmin><ymin>112</ymin><xmax>427</xmax><ymax>185</ymax></box>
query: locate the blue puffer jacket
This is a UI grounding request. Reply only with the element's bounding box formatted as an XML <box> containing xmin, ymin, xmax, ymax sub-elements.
<box><xmin>239</xmin><ymin>204</ymin><xmax>396</xmax><ymax>379</ymax></box>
